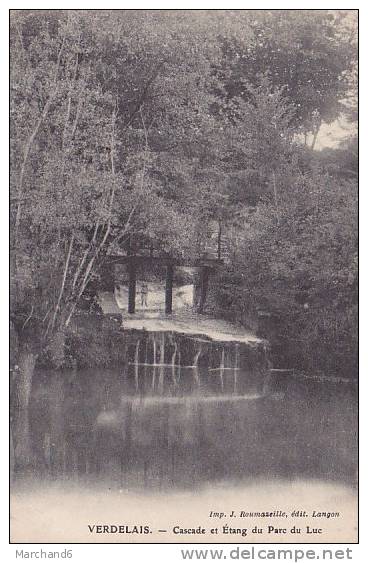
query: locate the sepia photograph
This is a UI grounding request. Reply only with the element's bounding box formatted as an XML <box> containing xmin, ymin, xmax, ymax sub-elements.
<box><xmin>9</xmin><ymin>8</ymin><xmax>358</xmax><ymax>544</ymax></box>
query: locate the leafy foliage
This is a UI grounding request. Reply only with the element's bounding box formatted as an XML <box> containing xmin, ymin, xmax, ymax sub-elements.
<box><xmin>208</xmin><ymin>89</ymin><xmax>357</xmax><ymax>377</ymax></box>
<box><xmin>10</xmin><ymin>10</ymin><xmax>357</xmax><ymax>379</ymax></box>
<box><xmin>218</xmin><ymin>10</ymin><xmax>357</xmax><ymax>142</ymax></box>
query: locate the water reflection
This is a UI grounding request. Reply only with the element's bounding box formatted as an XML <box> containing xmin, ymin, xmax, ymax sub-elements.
<box><xmin>11</xmin><ymin>333</ymin><xmax>357</xmax><ymax>490</ymax></box>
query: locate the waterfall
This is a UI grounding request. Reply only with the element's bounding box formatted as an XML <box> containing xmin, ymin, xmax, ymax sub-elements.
<box><xmin>219</xmin><ymin>347</ymin><xmax>225</xmax><ymax>391</ymax></box>
<box><xmin>152</xmin><ymin>335</ymin><xmax>157</xmax><ymax>390</ymax></box>
<box><xmin>158</xmin><ymin>333</ymin><xmax>165</xmax><ymax>393</ymax></box>
<box><xmin>171</xmin><ymin>341</ymin><xmax>178</xmax><ymax>386</ymax></box>
<box><xmin>134</xmin><ymin>339</ymin><xmax>140</xmax><ymax>391</ymax></box>
<box><xmin>234</xmin><ymin>344</ymin><xmax>240</xmax><ymax>394</ymax></box>
<box><xmin>144</xmin><ymin>338</ymin><xmax>149</xmax><ymax>389</ymax></box>
<box><xmin>177</xmin><ymin>349</ymin><xmax>182</xmax><ymax>383</ymax></box>
<box><xmin>193</xmin><ymin>343</ymin><xmax>202</xmax><ymax>387</ymax></box>
<box><xmin>125</xmin><ymin>330</ymin><xmax>271</xmax><ymax>399</ymax></box>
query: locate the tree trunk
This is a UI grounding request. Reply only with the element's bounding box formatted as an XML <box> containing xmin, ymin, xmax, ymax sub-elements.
<box><xmin>310</xmin><ymin>120</ymin><xmax>322</xmax><ymax>151</ymax></box>
<box><xmin>14</xmin><ymin>347</ymin><xmax>37</xmax><ymax>470</ymax></box>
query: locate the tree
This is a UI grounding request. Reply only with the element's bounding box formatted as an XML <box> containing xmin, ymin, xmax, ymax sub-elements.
<box><xmin>10</xmin><ymin>10</ymin><xmax>125</xmax><ymax>465</ymax></box>
<box><xmin>217</xmin><ymin>10</ymin><xmax>357</xmax><ymax>148</ymax></box>
<box><xmin>208</xmin><ymin>80</ymin><xmax>357</xmax><ymax>377</ymax></box>
<box><xmin>10</xmin><ymin>10</ymin><xmax>358</xmax><ymax>467</ymax></box>
<box><xmin>9</xmin><ymin>9</ymin><xmax>251</xmax><ymax>466</ymax></box>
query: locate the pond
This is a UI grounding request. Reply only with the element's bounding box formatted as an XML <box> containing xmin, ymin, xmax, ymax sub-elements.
<box><xmin>10</xmin><ymin>331</ymin><xmax>358</xmax><ymax>542</ymax></box>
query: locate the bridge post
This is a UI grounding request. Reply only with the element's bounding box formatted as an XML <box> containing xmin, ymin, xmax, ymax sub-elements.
<box><xmin>165</xmin><ymin>263</ymin><xmax>174</xmax><ymax>314</ymax></box>
<box><xmin>198</xmin><ymin>266</ymin><xmax>210</xmax><ymax>313</ymax></box>
<box><xmin>128</xmin><ymin>258</ymin><xmax>136</xmax><ymax>314</ymax></box>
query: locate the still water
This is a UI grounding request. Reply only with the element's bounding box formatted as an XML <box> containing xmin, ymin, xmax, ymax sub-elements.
<box><xmin>10</xmin><ymin>332</ymin><xmax>358</xmax><ymax>543</ymax></box>
<box><xmin>11</xmin><ymin>334</ymin><xmax>357</xmax><ymax>489</ymax></box>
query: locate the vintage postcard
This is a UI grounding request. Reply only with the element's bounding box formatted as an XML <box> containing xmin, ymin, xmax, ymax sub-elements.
<box><xmin>9</xmin><ymin>9</ymin><xmax>358</xmax><ymax>544</ymax></box>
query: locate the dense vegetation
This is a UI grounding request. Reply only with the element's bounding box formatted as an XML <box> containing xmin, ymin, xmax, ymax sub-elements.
<box><xmin>208</xmin><ymin>138</ymin><xmax>358</xmax><ymax>377</ymax></box>
<box><xmin>10</xmin><ymin>9</ymin><xmax>358</xmax><ymax>464</ymax></box>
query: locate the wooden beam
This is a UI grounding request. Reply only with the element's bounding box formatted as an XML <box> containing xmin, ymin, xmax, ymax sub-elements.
<box><xmin>107</xmin><ymin>255</ymin><xmax>223</xmax><ymax>268</ymax></box>
<box><xmin>165</xmin><ymin>263</ymin><xmax>174</xmax><ymax>314</ymax></box>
